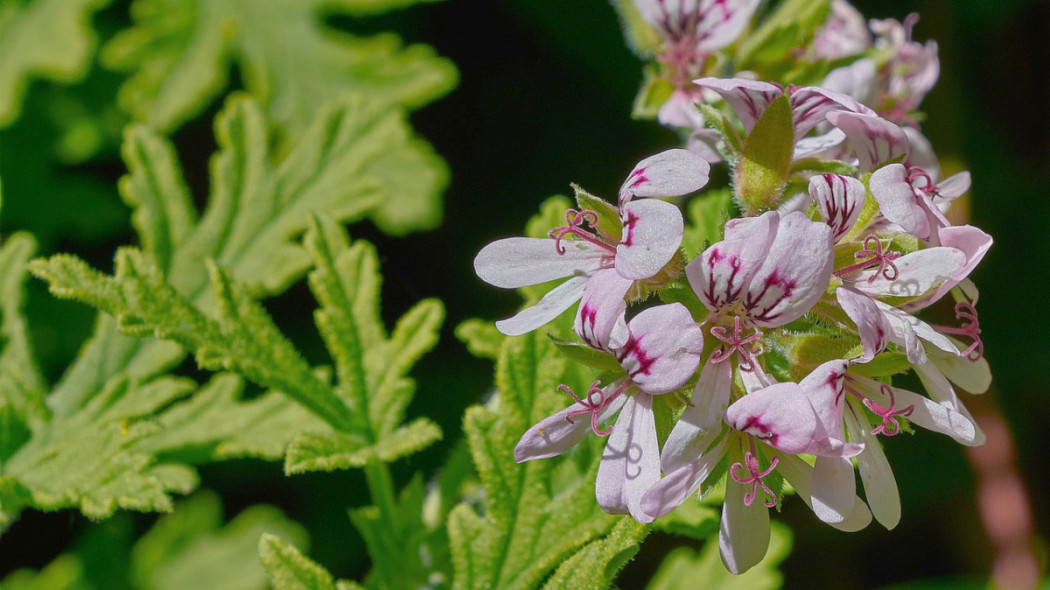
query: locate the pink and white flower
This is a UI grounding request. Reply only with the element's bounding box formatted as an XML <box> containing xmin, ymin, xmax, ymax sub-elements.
<box><xmin>474</xmin><ymin>149</ymin><xmax>709</xmax><ymax>339</ymax></box>
<box><xmin>514</xmin><ymin>303</ymin><xmax>704</xmax><ymax>522</ymax></box>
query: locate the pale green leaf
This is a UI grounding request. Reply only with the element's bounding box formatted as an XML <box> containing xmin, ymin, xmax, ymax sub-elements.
<box><xmin>454</xmin><ymin>319</ymin><xmax>504</xmax><ymax>361</ymax></box>
<box><xmin>0</xmin><ymin>0</ymin><xmax>110</xmax><ymax>126</ymax></box>
<box><xmin>737</xmin><ymin>0</ymin><xmax>832</xmax><ymax>70</ymax></box>
<box><xmin>651</xmin><ymin>500</ymin><xmax>720</xmax><ymax>540</ymax></box>
<box><xmin>259</xmin><ymin>533</ymin><xmax>339</xmax><ymax>590</ymax></box>
<box><xmin>645</xmin><ymin>523</ymin><xmax>792</xmax><ymax>590</ymax></box>
<box><xmin>681</xmin><ymin>188</ymin><xmax>733</xmax><ymax>258</ymax></box>
<box><xmin>285</xmin><ymin>417</ymin><xmax>441</xmax><ymax>474</ymax></box>
<box><xmin>1</xmin><ymin>553</ymin><xmax>90</xmax><ymax>590</ymax></box>
<box><xmin>101</xmin><ymin>0</ymin><xmax>457</xmax><ymax>140</ymax></box>
<box><xmin>540</xmin><ymin>518</ymin><xmax>649</xmax><ymax>590</ymax></box>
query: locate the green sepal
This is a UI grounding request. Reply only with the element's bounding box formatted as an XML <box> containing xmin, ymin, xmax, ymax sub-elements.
<box><xmin>849</xmin><ymin>352</ymin><xmax>912</xmax><ymax>378</ymax></box>
<box><xmin>697</xmin><ymin>103</ymin><xmax>743</xmax><ymax>157</ymax></box>
<box><xmin>791</xmin><ymin>158</ymin><xmax>860</xmax><ymax>176</ymax></box>
<box><xmin>633</xmin><ymin>67</ymin><xmax>676</xmax><ymax>119</ymax></box>
<box><xmin>609</xmin><ymin>0</ymin><xmax>663</xmax><ymax>58</ymax></box>
<box><xmin>549</xmin><ymin>335</ymin><xmax>623</xmax><ymax>373</ymax></box>
<box><xmin>573</xmin><ymin>184</ymin><xmax>622</xmax><ymax>243</ymax></box>
<box><xmin>737</xmin><ymin>95</ymin><xmax>794</xmax><ymax>213</ymax></box>
<box><xmin>736</xmin><ymin>0</ymin><xmax>832</xmax><ymax>70</ymax></box>
<box><xmin>787</xmin><ymin>332</ymin><xmax>857</xmax><ymax>378</ymax></box>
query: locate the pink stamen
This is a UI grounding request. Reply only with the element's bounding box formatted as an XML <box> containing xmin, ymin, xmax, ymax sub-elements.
<box><xmin>709</xmin><ymin>316</ymin><xmax>763</xmax><ymax>371</ymax></box>
<box><xmin>548</xmin><ymin>208</ymin><xmax>615</xmax><ymax>255</ymax></box>
<box><xmin>863</xmin><ymin>384</ymin><xmax>915</xmax><ymax>436</ymax></box>
<box><xmin>907</xmin><ymin>166</ymin><xmax>939</xmax><ymax>196</ymax></box>
<box><xmin>730</xmin><ymin>451</ymin><xmax>780</xmax><ymax>507</ymax></box>
<box><xmin>933</xmin><ymin>301</ymin><xmax>984</xmax><ymax>361</ymax></box>
<box><xmin>561</xmin><ymin>380</ymin><xmax>624</xmax><ymax>437</ymax></box>
<box><xmin>835</xmin><ymin>235</ymin><xmax>901</xmax><ymax>282</ymax></box>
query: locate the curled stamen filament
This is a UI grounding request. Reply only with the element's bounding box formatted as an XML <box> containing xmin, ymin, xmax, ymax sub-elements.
<box><xmin>562</xmin><ymin>380</ymin><xmax>624</xmax><ymax>437</ymax></box>
<box><xmin>548</xmin><ymin>209</ymin><xmax>613</xmax><ymax>254</ymax></box>
<box><xmin>933</xmin><ymin>301</ymin><xmax>984</xmax><ymax>361</ymax></box>
<box><xmin>835</xmin><ymin>235</ymin><xmax>901</xmax><ymax>283</ymax></box>
<box><xmin>863</xmin><ymin>384</ymin><xmax>915</xmax><ymax>436</ymax></box>
<box><xmin>907</xmin><ymin>166</ymin><xmax>939</xmax><ymax>196</ymax></box>
<box><xmin>730</xmin><ymin>451</ymin><xmax>780</xmax><ymax>507</ymax></box>
<box><xmin>709</xmin><ymin>316</ymin><xmax>763</xmax><ymax>372</ymax></box>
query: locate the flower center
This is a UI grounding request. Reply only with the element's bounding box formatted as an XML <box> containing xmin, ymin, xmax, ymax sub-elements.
<box><xmin>560</xmin><ymin>379</ymin><xmax>627</xmax><ymax>437</ymax></box>
<box><xmin>548</xmin><ymin>208</ymin><xmax>616</xmax><ymax>255</ymax></box>
<box><xmin>932</xmin><ymin>301</ymin><xmax>984</xmax><ymax>361</ymax></box>
<box><xmin>730</xmin><ymin>450</ymin><xmax>780</xmax><ymax>508</ymax></box>
<box><xmin>834</xmin><ymin>234</ymin><xmax>901</xmax><ymax>282</ymax></box>
<box><xmin>862</xmin><ymin>384</ymin><xmax>915</xmax><ymax>436</ymax></box>
<box><xmin>709</xmin><ymin>315</ymin><xmax>763</xmax><ymax>372</ymax></box>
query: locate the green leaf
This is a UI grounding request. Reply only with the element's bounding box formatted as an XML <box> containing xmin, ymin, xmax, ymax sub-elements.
<box><xmin>632</xmin><ymin>68</ymin><xmax>676</xmax><ymax>119</ymax></box>
<box><xmin>259</xmin><ymin>533</ymin><xmax>341</xmax><ymax>590</ymax></box>
<box><xmin>102</xmin><ymin>0</ymin><xmax>457</xmax><ymax>140</ymax></box>
<box><xmin>131</xmin><ymin>491</ymin><xmax>309</xmax><ymax>590</ymax></box>
<box><xmin>737</xmin><ymin>0</ymin><xmax>832</xmax><ymax>70</ymax></box>
<box><xmin>449</xmin><ymin>332</ymin><xmax>645</xmax><ymax>590</ymax></box>
<box><xmin>651</xmin><ymin>500</ymin><xmax>720</xmax><ymax>540</ymax></box>
<box><xmin>285</xmin><ymin>417</ymin><xmax>441</xmax><ymax>473</ymax></box>
<box><xmin>681</xmin><ymin>188</ymin><xmax>733</xmax><ymax>258</ymax></box>
<box><xmin>0</xmin><ymin>0</ymin><xmax>111</xmax><ymax>126</ymax></box>
<box><xmin>645</xmin><ymin>523</ymin><xmax>792</xmax><ymax>590</ymax></box>
<box><xmin>737</xmin><ymin>94</ymin><xmax>794</xmax><ymax>213</ymax></box>
<box><xmin>455</xmin><ymin>319</ymin><xmax>504</xmax><ymax>361</ymax></box>
<box><xmin>549</xmin><ymin>335</ymin><xmax>622</xmax><ymax>372</ymax></box>
<box><xmin>540</xmin><ymin>518</ymin><xmax>649</xmax><ymax>590</ymax></box>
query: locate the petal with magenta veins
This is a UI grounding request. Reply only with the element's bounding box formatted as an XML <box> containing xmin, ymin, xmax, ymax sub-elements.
<box><xmin>743</xmin><ymin>212</ymin><xmax>834</xmax><ymax>328</ymax></box>
<box><xmin>848</xmin><ymin>374</ymin><xmax>979</xmax><ymax>445</ymax></box>
<box><xmin>852</xmin><ymin>247</ymin><xmax>966</xmax><ymax>299</ymax></box>
<box><xmin>836</xmin><ymin>287</ymin><xmax>891</xmax><ymax>362</ymax></box>
<box><xmin>474</xmin><ymin>237</ymin><xmax>607</xmax><ymax>288</ymax></box>
<box><xmin>799</xmin><ymin>360</ymin><xmax>851</xmax><ymax>443</ymax></box>
<box><xmin>869</xmin><ymin>163</ymin><xmax>929</xmax><ymax>238</ymax></box>
<box><xmin>788</xmin><ymin>86</ymin><xmax>874</xmax><ymax>139</ymax></box>
<box><xmin>642</xmin><ymin>436</ymin><xmax>729</xmax><ymax>519</ymax></box>
<box><xmin>845</xmin><ymin>405</ymin><xmax>901</xmax><ymax>529</ymax></box>
<box><xmin>662</xmin><ymin>356</ymin><xmax>733</xmax><ymax>473</ymax></box>
<box><xmin>793</xmin><ymin>128</ymin><xmax>847</xmax><ymax>160</ymax></box>
<box><xmin>618</xmin><ymin>148</ymin><xmax>711</xmax><ymax>205</ymax></box>
<box><xmin>776</xmin><ymin>452</ymin><xmax>872</xmax><ymax>532</ymax></box>
<box><xmin>495</xmin><ymin>275</ymin><xmax>588</xmax><ymax>336</ymax></box>
<box><xmin>616</xmin><ymin>303</ymin><xmax>704</xmax><ymax>395</ymax></box>
<box><xmin>616</xmin><ymin>199</ymin><xmax>685</xmax><ymax>280</ymax></box>
<box><xmin>812</xmin><ymin>173</ymin><xmax>865</xmax><ymax>243</ymax></box>
<box><xmin>719</xmin><ymin>441</ymin><xmax>771</xmax><ymax>574</ymax></box>
<box><xmin>827</xmin><ymin>111</ymin><xmax>910</xmax><ymax>172</ymax></box>
<box><xmin>688</xmin><ymin>211</ymin><xmax>777</xmax><ymax>311</ymax></box>
<box><xmin>695</xmin><ymin>0</ymin><xmax>762</xmax><ymax>52</ymax></box>
<box><xmin>596</xmin><ymin>394</ymin><xmax>661</xmax><ymax>522</ymax></box>
<box><xmin>725</xmin><ymin>382</ymin><xmax>819</xmax><ymax>454</ymax></box>
<box><xmin>575</xmin><ymin>269</ymin><xmax>633</xmax><ymax>351</ymax></box>
<box><xmin>696</xmin><ymin>77</ymin><xmax>783</xmax><ymax>134</ymax></box>
<box><xmin>514</xmin><ymin>391</ymin><xmax>628</xmax><ymax>462</ymax></box>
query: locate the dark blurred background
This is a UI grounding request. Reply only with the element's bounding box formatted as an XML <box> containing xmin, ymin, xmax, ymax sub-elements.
<box><xmin>1</xmin><ymin>0</ymin><xmax>1048</xmax><ymax>588</ymax></box>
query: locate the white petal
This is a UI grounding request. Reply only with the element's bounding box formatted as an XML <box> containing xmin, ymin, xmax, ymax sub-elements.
<box><xmin>642</xmin><ymin>437</ymin><xmax>729</xmax><ymax>519</ymax></box>
<box><xmin>596</xmin><ymin>395</ymin><xmax>661</xmax><ymax>522</ymax></box>
<box><xmin>852</xmin><ymin>247</ymin><xmax>966</xmax><ymax>299</ymax></box>
<box><xmin>913</xmin><ymin>360</ymin><xmax>985</xmax><ymax>445</ymax></box>
<box><xmin>812</xmin><ymin>173</ymin><xmax>865</xmax><ymax>243</ymax></box>
<box><xmin>937</xmin><ymin>171</ymin><xmax>971</xmax><ymax>199</ymax></box>
<box><xmin>475</xmin><ymin>237</ymin><xmax>606</xmax><ymax>288</ymax></box>
<box><xmin>618</xmin><ymin>148</ymin><xmax>710</xmax><ymax>205</ymax></box>
<box><xmin>662</xmin><ymin>356</ymin><xmax>732</xmax><ymax>473</ymax></box>
<box><xmin>929</xmin><ymin>343</ymin><xmax>991</xmax><ymax>394</ymax></box>
<box><xmin>869</xmin><ymin>164</ymin><xmax>929</xmax><ymax>238</ymax></box>
<box><xmin>719</xmin><ymin>441</ymin><xmax>771</xmax><ymax>574</ymax></box>
<box><xmin>906</xmin><ymin>224</ymin><xmax>992</xmax><ymax>309</ymax></box>
<box><xmin>575</xmin><ymin>269</ymin><xmax>632</xmax><ymax>350</ymax></box>
<box><xmin>687</xmin><ymin>212</ymin><xmax>778</xmax><ymax>311</ymax></box>
<box><xmin>793</xmin><ymin>128</ymin><xmax>846</xmax><ymax>160</ymax></box>
<box><xmin>695</xmin><ymin>0</ymin><xmax>762</xmax><ymax>52</ymax></box>
<box><xmin>495</xmin><ymin>275</ymin><xmax>587</xmax><ymax>336</ymax></box>
<box><xmin>789</xmin><ymin>86</ymin><xmax>874</xmax><ymax>139</ymax></box>
<box><xmin>845</xmin><ymin>404</ymin><xmax>901</xmax><ymax>529</ymax></box>
<box><xmin>848</xmin><ymin>374</ymin><xmax>979</xmax><ymax>445</ymax></box>
<box><xmin>811</xmin><ymin>455</ymin><xmax>858</xmax><ymax>524</ymax></box>
<box><xmin>872</xmin><ymin>300</ymin><xmax>959</xmax><ymax>362</ymax></box>
<box><xmin>515</xmin><ymin>392</ymin><xmax>628</xmax><ymax>461</ymax></box>
<box><xmin>617</xmin><ymin>303</ymin><xmax>704</xmax><ymax>395</ymax></box>
<box><xmin>725</xmin><ymin>382</ymin><xmax>818</xmax><ymax>454</ymax></box>
<box><xmin>776</xmin><ymin>452</ymin><xmax>872</xmax><ymax>532</ymax></box>
<box><xmin>799</xmin><ymin>359</ymin><xmax>850</xmax><ymax>440</ymax></box>
<box><xmin>836</xmin><ymin>287</ymin><xmax>891</xmax><ymax>362</ymax></box>
<box><xmin>822</xmin><ymin>58</ymin><xmax>877</xmax><ymax>102</ymax></box>
<box><xmin>616</xmin><ymin>199</ymin><xmax>685</xmax><ymax>280</ymax></box>
<box><xmin>743</xmin><ymin>211</ymin><xmax>834</xmax><ymax>327</ymax></box>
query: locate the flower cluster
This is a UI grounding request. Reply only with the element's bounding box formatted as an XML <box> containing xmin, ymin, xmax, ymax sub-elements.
<box><xmin>475</xmin><ymin>1</ymin><xmax>991</xmax><ymax>575</ymax></box>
